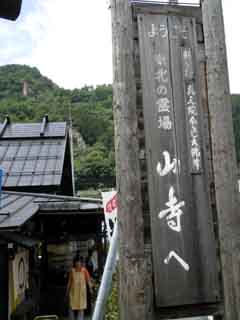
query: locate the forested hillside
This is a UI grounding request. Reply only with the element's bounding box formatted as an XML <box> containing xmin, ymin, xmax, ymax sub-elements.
<box><xmin>0</xmin><ymin>64</ymin><xmax>240</xmax><ymax>191</ymax></box>
<box><xmin>0</xmin><ymin>65</ymin><xmax>115</xmax><ymax>190</ymax></box>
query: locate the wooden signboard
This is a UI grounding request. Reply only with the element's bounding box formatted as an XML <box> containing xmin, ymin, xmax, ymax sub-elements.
<box><xmin>137</xmin><ymin>9</ymin><xmax>220</xmax><ymax>307</ymax></box>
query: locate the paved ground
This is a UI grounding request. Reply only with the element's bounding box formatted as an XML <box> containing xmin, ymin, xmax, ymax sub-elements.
<box><xmin>62</xmin><ymin>318</ymin><xmax>91</xmax><ymax>320</ymax></box>
<box><xmin>62</xmin><ymin>315</ymin><xmax>91</xmax><ymax>320</ymax></box>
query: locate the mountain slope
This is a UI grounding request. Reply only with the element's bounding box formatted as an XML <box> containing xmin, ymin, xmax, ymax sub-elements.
<box><xmin>0</xmin><ymin>64</ymin><xmax>115</xmax><ymax>190</ymax></box>
<box><xmin>0</xmin><ymin>64</ymin><xmax>239</xmax><ymax>191</ymax></box>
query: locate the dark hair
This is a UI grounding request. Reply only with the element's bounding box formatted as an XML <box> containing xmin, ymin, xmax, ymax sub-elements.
<box><xmin>73</xmin><ymin>255</ymin><xmax>84</xmax><ymax>266</ymax></box>
<box><xmin>88</xmin><ymin>249</ymin><xmax>93</xmax><ymax>256</ymax></box>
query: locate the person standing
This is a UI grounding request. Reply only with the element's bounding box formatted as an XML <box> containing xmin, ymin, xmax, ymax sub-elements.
<box><xmin>86</xmin><ymin>247</ymin><xmax>98</xmax><ymax>278</ymax></box>
<box><xmin>66</xmin><ymin>256</ymin><xmax>92</xmax><ymax>320</ymax></box>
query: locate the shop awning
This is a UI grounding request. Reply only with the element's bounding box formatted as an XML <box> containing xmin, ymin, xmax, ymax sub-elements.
<box><xmin>0</xmin><ymin>231</ymin><xmax>38</xmax><ymax>248</ymax></box>
<box><xmin>0</xmin><ymin>191</ymin><xmax>103</xmax><ymax>229</ymax></box>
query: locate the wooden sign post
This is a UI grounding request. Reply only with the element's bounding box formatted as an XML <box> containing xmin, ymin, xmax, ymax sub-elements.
<box><xmin>111</xmin><ymin>0</ymin><xmax>240</xmax><ymax>319</ymax></box>
<box><xmin>202</xmin><ymin>0</ymin><xmax>240</xmax><ymax>319</ymax></box>
<box><xmin>111</xmin><ymin>1</ymin><xmax>147</xmax><ymax>319</ymax></box>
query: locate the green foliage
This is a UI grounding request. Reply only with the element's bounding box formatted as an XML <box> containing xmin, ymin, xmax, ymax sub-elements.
<box><xmin>75</xmin><ymin>143</ymin><xmax>114</xmax><ymax>177</ymax></box>
<box><xmin>72</xmin><ymin>102</ymin><xmax>113</xmax><ymax>148</ymax></box>
<box><xmin>0</xmin><ymin>64</ymin><xmax>57</xmax><ymax>99</ymax></box>
<box><xmin>1</xmin><ymin>64</ymin><xmax>240</xmax><ymax>194</ymax></box>
<box><xmin>0</xmin><ymin>64</ymin><xmax>115</xmax><ymax>190</ymax></box>
<box><xmin>105</xmin><ymin>271</ymin><xmax>120</xmax><ymax>320</ymax></box>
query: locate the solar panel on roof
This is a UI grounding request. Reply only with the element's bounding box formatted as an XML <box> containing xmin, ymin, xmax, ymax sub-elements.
<box><xmin>1</xmin><ymin>161</ymin><xmax>11</xmax><ymax>172</ymax></box>
<box><xmin>43</xmin><ymin>174</ymin><xmax>55</xmax><ymax>186</ymax></box>
<box><xmin>45</xmin><ymin>159</ymin><xmax>57</xmax><ymax>172</ymax></box>
<box><xmin>18</xmin><ymin>175</ymin><xmax>33</xmax><ymax>187</ymax></box>
<box><xmin>28</xmin><ymin>143</ymin><xmax>41</xmax><ymax>157</ymax></box>
<box><xmin>11</xmin><ymin>160</ymin><xmax>24</xmax><ymax>173</ymax></box>
<box><xmin>5</xmin><ymin>145</ymin><xmax>18</xmax><ymax>157</ymax></box>
<box><xmin>17</xmin><ymin>144</ymin><xmax>30</xmax><ymax>157</ymax></box>
<box><xmin>0</xmin><ymin>141</ymin><xmax>67</xmax><ymax>188</ymax></box>
<box><xmin>5</xmin><ymin>176</ymin><xmax>19</xmax><ymax>187</ymax></box>
<box><xmin>32</xmin><ymin>175</ymin><xmax>43</xmax><ymax>186</ymax></box>
<box><xmin>1</xmin><ymin>122</ymin><xmax>66</xmax><ymax>139</ymax></box>
<box><xmin>23</xmin><ymin>160</ymin><xmax>35</xmax><ymax>172</ymax></box>
<box><xmin>0</xmin><ymin>121</ymin><xmax>70</xmax><ymax>189</ymax></box>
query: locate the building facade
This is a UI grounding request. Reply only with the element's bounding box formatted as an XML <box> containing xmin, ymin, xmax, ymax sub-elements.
<box><xmin>0</xmin><ymin>117</ymin><xmax>105</xmax><ymax>319</ymax></box>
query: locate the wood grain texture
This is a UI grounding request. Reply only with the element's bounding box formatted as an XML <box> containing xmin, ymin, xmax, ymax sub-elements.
<box><xmin>202</xmin><ymin>0</ymin><xmax>240</xmax><ymax>319</ymax></box>
<box><xmin>111</xmin><ymin>1</ymin><xmax>147</xmax><ymax>319</ymax></box>
<box><xmin>133</xmin><ymin>3</ymin><xmax>202</xmax><ymax>23</ymax></box>
<box><xmin>111</xmin><ymin>1</ymin><xmax>230</xmax><ymax>318</ymax></box>
<box><xmin>138</xmin><ymin>12</ymin><xmax>219</xmax><ymax>308</ymax></box>
<box><xmin>138</xmin><ymin>13</ymin><xmax>180</xmax><ymax>306</ymax></box>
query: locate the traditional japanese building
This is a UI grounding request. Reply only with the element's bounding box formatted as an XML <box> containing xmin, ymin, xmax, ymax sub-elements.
<box><xmin>0</xmin><ymin>117</ymin><xmax>105</xmax><ymax>319</ymax></box>
<box><xmin>0</xmin><ymin>115</ymin><xmax>74</xmax><ymax>195</ymax></box>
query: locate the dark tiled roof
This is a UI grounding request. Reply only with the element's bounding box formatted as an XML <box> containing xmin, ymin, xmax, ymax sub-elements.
<box><xmin>0</xmin><ymin>191</ymin><xmax>103</xmax><ymax>229</ymax></box>
<box><xmin>0</xmin><ymin>139</ymin><xmax>66</xmax><ymax>187</ymax></box>
<box><xmin>0</xmin><ymin>120</ymin><xmax>68</xmax><ymax>188</ymax></box>
<box><xmin>0</xmin><ymin>192</ymin><xmax>42</xmax><ymax>228</ymax></box>
<box><xmin>0</xmin><ymin>122</ymin><xmax>66</xmax><ymax>139</ymax></box>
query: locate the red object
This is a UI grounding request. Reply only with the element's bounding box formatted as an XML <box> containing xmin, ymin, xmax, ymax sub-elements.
<box><xmin>106</xmin><ymin>195</ymin><xmax>117</xmax><ymax>213</ymax></box>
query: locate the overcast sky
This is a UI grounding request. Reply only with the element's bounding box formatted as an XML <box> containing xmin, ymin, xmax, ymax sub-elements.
<box><xmin>0</xmin><ymin>0</ymin><xmax>238</xmax><ymax>92</ymax></box>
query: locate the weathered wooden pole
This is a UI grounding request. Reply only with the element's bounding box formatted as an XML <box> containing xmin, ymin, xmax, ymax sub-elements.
<box><xmin>111</xmin><ymin>0</ymin><xmax>147</xmax><ymax>319</ymax></box>
<box><xmin>202</xmin><ymin>0</ymin><xmax>240</xmax><ymax>319</ymax></box>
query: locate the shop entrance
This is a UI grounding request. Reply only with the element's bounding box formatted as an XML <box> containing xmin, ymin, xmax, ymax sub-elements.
<box><xmin>41</xmin><ymin>240</ymin><xmax>99</xmax><ymax>318</ymax></box>
<box><xmin>37</xmin><ymin>207</ymin><xmax>106</xmax><ymax>319</ymax></box>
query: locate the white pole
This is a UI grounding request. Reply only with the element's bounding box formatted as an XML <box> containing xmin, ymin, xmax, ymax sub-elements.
<box><xmin>92</xmin><ymin>222</ymin><xmax>118</xmax><ymax>320</ymax></box>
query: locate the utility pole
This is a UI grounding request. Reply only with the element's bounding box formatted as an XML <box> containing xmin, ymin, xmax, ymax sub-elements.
<box><xmin>111</xmin><ymin>1</ymin><xmax>147</xmax><ymax>319</ymax></box>
<box><xmin>202</xmin><ymin>0</ymin><xmax>240</xmax><ymax>319</ymax></box>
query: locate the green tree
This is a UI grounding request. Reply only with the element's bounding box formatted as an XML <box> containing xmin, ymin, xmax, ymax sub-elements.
<box><xmin>0</xmin><ymin>64</ymin><xmax>115</xmax><ymax>191</ymax></box>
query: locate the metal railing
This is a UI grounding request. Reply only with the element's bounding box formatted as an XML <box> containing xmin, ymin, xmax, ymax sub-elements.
<box><xmin>92</xmin><ymin>223</ymin><xmax>118</xmax><ymax>320</ymax></box>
